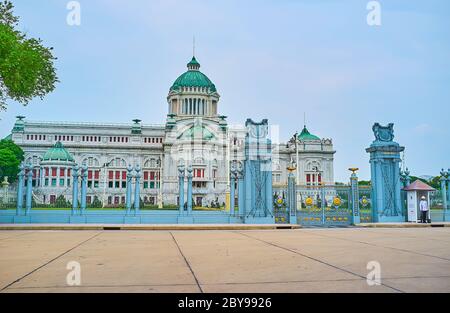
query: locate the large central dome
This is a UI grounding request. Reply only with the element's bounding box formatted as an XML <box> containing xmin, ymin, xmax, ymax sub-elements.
<box><xmin>170</xmin><ymin>57</ymin><xmax>217</xmax><ymax>93</ymax></box>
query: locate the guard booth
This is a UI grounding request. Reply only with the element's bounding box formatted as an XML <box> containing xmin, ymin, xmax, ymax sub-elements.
<box><xmin>403</xmin><ymin>180</ymin><xmax>436</xmax><ymax>223</ymax></box>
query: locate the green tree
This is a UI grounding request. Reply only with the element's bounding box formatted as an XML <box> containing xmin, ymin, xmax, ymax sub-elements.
<box><xmin>54</xmin><ymin>195</ymin><xmax>69</xmax><ymax>208</ymax></box>
<box><xmin>0</xmin><ymin>139</ymin><xmax>23</xmax><ymax>183</ymax></box>
<box><xmin>0</xmin><ymin>139</ymin><xmax>24</xmax><ymax>160</ymax></box>
<box><xmin>90</xmin><ymin>196</ymin><xmax>103</xmax><ymax>209</ymax></box>
<box><xmin>0</xmin><ymin>0</ymin><xmax>58</xmax><ymax>111</ymax></box>
<box><xmin>0</xmin><ymin>147</ymin><xmax>20</xmax><ymax>182</ymax></box>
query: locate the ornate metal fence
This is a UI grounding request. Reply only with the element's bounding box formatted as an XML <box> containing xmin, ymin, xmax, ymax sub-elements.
<box><xmin>359</xmin><ymin>186</ymin><xmax>373</xmax><ymax>223</ymax></box>
<box><xmin>297</xmin><ymin>185</ymin><xmax>352</xmax><ymax>227</ymax></box>
<box><xmin>273</xmin><ymin>189</ymin><xmax>289</xmax><ymax>224</ymax></box>
<box><xmin>274</xmin><ymin>182</ymin><xmax>374</xmax><ymax>227</ymax></box>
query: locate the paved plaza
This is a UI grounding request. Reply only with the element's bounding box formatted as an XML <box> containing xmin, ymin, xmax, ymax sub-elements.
<box><xmin>0</xmin><ymin>227</ymin><xmax>450</xmax><ymax>293</ymax></box>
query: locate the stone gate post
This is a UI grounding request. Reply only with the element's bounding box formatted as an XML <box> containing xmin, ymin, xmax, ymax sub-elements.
<box><xmin>80</xmin><ymin>164</ymin><xmax>88</xmax><ymax>214</ymax></box>
<box><xmin>287</xmin><ymin>166</ymin><xmax>297</xmax><ymax>224</ymax></box>
<box><xmin>16</xmin><ymin>163</ymin><xmax>25</xmax><ymax>215</ymax></box>
<box><xmin>238</xmin><ymin>169</ymin><xmax>245</xmax><ymax>218</ymax></box>
<box><xmin>126</xmin><ymin>165</ymin><xmax>133</xmax><ymax>214</ymax></box>
<box><xmin>134</xmin><ymin>165</ymin><xmax>141</xmax><ymax>213</ymax></box>
<box><xmin>440</xmin><ymin>169</ymin><xmax>448</xmax><ymax>220</ymax></box>
<box><xmin>178</xmin><ymin>165</ymin><xmax>185</xmax><ymax>215</ymax></box>
<box><xmin>230</xmin><ymin>165</ymin><xmax>237</xmax><ymax>216</ymax></box>
<box><xmin>25</xmin><ymin>164</ymin><xmax>33</xmax><ymax>215</ymax></box>
<box><xmin>187</xmin><ymin>166</ymin><xmax>193</xmax><ymax>215</ymax></box>
<box><xmin>349</xmin><ymin>168</ymin><xmax>360</xmax><ymax>225</ymax></box>
<box><xmin>72</xmin><ymin>165</ymin><xmax>79</xmax><ymax>215</ymax></box>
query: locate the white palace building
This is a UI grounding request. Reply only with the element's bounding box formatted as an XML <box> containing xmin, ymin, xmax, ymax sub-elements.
<box><xmin>5</xmin><ymin>56</ymin><xmax>336</xmax><ymax>207</ymax></box>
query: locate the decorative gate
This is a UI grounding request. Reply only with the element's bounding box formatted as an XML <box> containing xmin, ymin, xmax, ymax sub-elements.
<box><xmin>273</xmin><ymin>190</ymin><xmax>289</xmax><ymax>224</ymax></box>
<box><xmin>298</xmin><ymin>185</ymin><xmax>352</xmax><ymax>227</ymax></box>
<box><xmin>359</xmin><ymin>186</ymin><xmax>373</xmax><ymax>223</ymax></box>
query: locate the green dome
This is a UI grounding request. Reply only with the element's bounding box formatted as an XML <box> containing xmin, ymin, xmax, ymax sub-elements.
<box><xmin>170</xmin><ymin>57</ymin><xmax>217</xmax><ymax>93</ymax></box>
<box><xmin>43</xmin><ymin>142</ymin><xmax>75</xmax><ymax>162</ymax></box>
<box><xmin>178</xmin><ymin>124</ymin><xmax>216</xmax><ymax>141</ymax></box>
<box><xmin>298</xmin><ymin>126</ymin><xmax>321</xmax><ymax>141</ymax></box>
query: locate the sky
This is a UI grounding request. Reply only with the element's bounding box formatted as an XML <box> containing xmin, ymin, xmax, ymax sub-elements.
<box><xmin>1</xmin><ymin>0</ymin><xmax>449</xmax><ymax>182</ymax></box>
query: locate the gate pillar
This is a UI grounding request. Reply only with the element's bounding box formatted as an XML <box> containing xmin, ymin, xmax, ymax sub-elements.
<box><xmin>80</xmin><ymin>164</ymin><xmax>88</xmax><ymax>214</ymax></box>
<box><xmin>126</xmin><ymin>165</ymin><xmax>133</xmax><ymax>214</ymax></box>
<box><xmin>230</xmin><ymin>164</ymin><xmax>237</xmax><ymax>216</ymax></box>
<box><xmin>242</xmin><ymin>119</ymin><xmax>275</xmax><ymax>224</ymax></box>
<box><xmin>187</xmin><ymin>166</ymin><xmax>193</xmax><ymax>215</ymax></box>
<box><xmin>440</xmin><ymin>169</ymin><xmax>448</xmax><ymax>221</ymax></box>
<box><xmin>366</xmin><ymin>123</ymin><xmax>405</xmax><ymax>222</ymax></box>
<box><xmin>349</xmin><ymin>168</ymin><xmax>361</xmax><ymax>225</ymax></box>
<box><xmin>72</xmin><ymin>165</ymin><xmax>79</xmax><ymax>215</ymax></box>
<box><xmin>178</xmin><ymin>165</ymin><xmax>185</xmax><ymax>215</ymax></box>
<box><xmin>25</xmin><ymin>164</ymin><xmax>33</xmax><ymax>215</ymax></box>
<box><xmin>16</xmin><ymin>163</ymin><xmax>25</xmax><ymax>215</ymax></box>
<box><xmin>134</xmin><ymin>165</ymin><xmax>141</xmax><ymax>213</ymax></box>
<box><xmin>238</xmin><ymin>168</ymin><xmax>245</xmax><ymax>217</ymax></box>
<box><xmin>287</xmin><ymin>166</ymin><xmax>297</xmax><ymax>224</ymax></box>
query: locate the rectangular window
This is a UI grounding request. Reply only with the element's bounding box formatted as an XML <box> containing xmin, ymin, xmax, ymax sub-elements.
<box><xmin>51</xmin><ymin>179</ymin><xmax>57</xmax><ymax>187</ymax></box>
<box><xmin>108</xmin><ymin>171</ymin><xmax>114</xmax><ymax>180</ymax></box>
<box><xmin>60</xmin><ymin>168</ymin><xmax>65</xmax><ymax>177</ymax></box>
<box><xmin>50</xmin><ymin>195</ymin><xmax>56</xmax><ymax>204</ymax></box>
<box><xmin>60</xmin><ymin>179</ymin><xmax>65</xmax><ymax>186</ymax></box>
<box><xmin>108</xmin><ymin>181</ymin><xmax>113</xmax><ymax>188</ymax></box>
<box><xmin>52</xmin><ymin>168</ymin><xmax>57</xmax><ymax>177</ymax></box>
<box><xmin>94</xmin><ymin>171</ymin><xmax>100</xmax><ymax>180</ymax></box>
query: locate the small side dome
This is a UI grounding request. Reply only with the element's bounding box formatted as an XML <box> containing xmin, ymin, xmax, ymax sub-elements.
<box><xmin>298</xmin><ymin>126</ymin><xmax>321</xmax><ymax>141</ymax></box>
<box><xmin>42</xmin><ymin>142</ymin><xmax>75</xmax><ymax>162</ymax></box>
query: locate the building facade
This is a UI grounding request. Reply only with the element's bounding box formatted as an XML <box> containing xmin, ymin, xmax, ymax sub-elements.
<box><xmin>6</xmin><ymin>56</ymin><xmax>336</xmax><ymax>207</ymax></box>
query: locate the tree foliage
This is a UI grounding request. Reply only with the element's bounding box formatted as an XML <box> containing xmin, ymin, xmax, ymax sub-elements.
<box><xmin>0</xmin><ymin>0</ymin><xmax>58</xmax><ymax>111</ymax></box>
<box><xmin>0</xmin><ymin>139</ymin><xmax>23</xmax><ymax>183</ymax></box>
